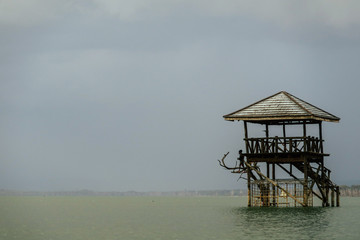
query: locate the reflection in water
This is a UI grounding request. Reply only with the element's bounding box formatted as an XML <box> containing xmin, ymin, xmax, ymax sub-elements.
<box><xmin>230</xmin><ymin>207</ymin><xmax>331</xmax><ymax>239</ymax></box>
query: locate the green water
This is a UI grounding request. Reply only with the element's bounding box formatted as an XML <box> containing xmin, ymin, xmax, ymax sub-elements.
<box><xmin>0</xmin><ymin>196</ymin><xmax>359</xmax><ymax>240</ymax></box>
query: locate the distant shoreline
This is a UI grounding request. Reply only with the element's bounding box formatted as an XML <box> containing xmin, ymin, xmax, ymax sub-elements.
<box><xmin>1</xmin><ymin>185</ymin><xmax>359</xmax><ymax>197</ymax></box>
<box><xmin>0</xmin><ymin>189</ymin><xmax>246</xmax><ymax>197</ymax></box>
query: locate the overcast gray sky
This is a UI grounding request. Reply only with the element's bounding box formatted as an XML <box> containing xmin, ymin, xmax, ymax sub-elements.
<box><xmin>1</xmin><ymin>0</ymin><xmax>360</xmax><ymax>192</ymax></box>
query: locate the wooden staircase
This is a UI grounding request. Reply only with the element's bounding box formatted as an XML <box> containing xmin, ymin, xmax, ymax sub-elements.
<box><xmin>293</xmin><ymin>162</ymin><xmax>340</xmax><ymax>206</ymax></box>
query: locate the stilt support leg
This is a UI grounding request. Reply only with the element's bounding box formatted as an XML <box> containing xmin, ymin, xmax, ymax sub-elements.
<box><xmin>331</xmin><ymin>188</ymin><xmax>335</xmax><ymax>207</ymax></box>
<box><xmin>336</xmin><ymin>186</ymin><xmax>340</xmax><ymax>207</ymax></box>
<box><xmin>247</xmin><ymin>166</ymin><xmax>251</xmax><ymax>207</ymax></box>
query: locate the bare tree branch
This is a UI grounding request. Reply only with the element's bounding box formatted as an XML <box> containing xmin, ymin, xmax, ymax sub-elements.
<box><xmin>217</xmin><ymin>152</ymin><xmax>239</xmax><ymax>170</ymax></box>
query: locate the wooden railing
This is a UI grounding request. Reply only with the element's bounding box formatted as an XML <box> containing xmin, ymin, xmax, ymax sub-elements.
<box><xmin>244</xmin><ymin>136</ymin><xmax>324</xmax><ymax>154</ymax></box>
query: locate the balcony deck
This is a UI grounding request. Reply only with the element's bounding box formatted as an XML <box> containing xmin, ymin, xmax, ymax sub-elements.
<box><xmin>243</xmin><ymin>136</ymin><xmax>328</xmax><ymax>163</ymax></box>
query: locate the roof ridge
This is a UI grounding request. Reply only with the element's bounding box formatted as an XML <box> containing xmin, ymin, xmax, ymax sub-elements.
<box><xmin>282</xmin><ymin>91</ymin><xmax>313</xmax><ymax>116</ymax></box>
<box><xmin>223</xmin><ymin>91</ymin><xmax>284</xmax><ymax>118</ymax></box>
<box><xmin>287</xmin><ymin>92</ymin><xmax>340</xmax><ymax>121</ymax></box>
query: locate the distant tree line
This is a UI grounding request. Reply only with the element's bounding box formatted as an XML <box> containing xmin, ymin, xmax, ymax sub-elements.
<box><xmin>1</xmin><ymin>187</ymin><xmax>360</xmax><ymax>197</ymax></box>
<box><xmin>0</xmin><ymin>189</ymin><xmax>247</xmax><ymax>197</ymax></box>
<box><xmin>339</xmin><ymin>185</ymin><xmax>360</xmax><ymax>197</ymax></box>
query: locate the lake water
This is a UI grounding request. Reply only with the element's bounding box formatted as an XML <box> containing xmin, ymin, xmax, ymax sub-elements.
<box><xmin>0</xmin><ymin>196</ymin><xmax>359</xmax><ymax>240</ymax></box>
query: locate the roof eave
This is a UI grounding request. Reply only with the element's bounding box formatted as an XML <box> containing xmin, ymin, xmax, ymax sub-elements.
<box><xmin>223</xmin><ymin>115</ymin><xmax>340</xmax><ymax>123</ymax></box>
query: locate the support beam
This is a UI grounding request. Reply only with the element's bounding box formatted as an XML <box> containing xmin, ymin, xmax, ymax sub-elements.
<box><xmin>265</xmin><ymin>124</ymin><xmax>269</xmax><ymax>153</ymax></box>
<box><xmin>276</xmin><ymin>163</ymin><xmax>322</xmax><ymax>201</ymax></box>
<box><xmin>320</xmin><ymin>159</ymin><xmax>325</xmax><ymax>206</ymax></box>
<box><xmin>319</xmin><ymin>122</ymin><xmax>323</xmax><ymax>153</ymax></box>
<box><xmin>244</xmin><ymin>121</ymin><xmax>249</xmax><ymax>153</ymax></box>
<box><xmin>314</xmin><ymin>179</ymin><xmax>327</xmax><ymax>205</ymax></box>
<box><xmin>307</xmin><ymin>164</ymin><xmax>320</xmax><ymax>199</ymax></box>
<box><xmin>272</xmin><ymin>163</ymin><xmax>276</xmax><ymax>206</ymax></box>
<box><xmin>265</xmin><ymin>124</ymin><xmax>269</xmax><ymax>138</ymax></box>
<box><xmin>303</xmin><ymin>158</ymin><xmax>308</xmax><ymax>206</ymax></box>
<box><xmin>266</xmin><ymin>162</ymin><xmax>270</xmax><ymax>206</ymax></box>
<box><xmin>244</xmin><ymin>161</ymin><xmax>305</xmax><ymax>207</ymax></box>
<box><xmin>283</xmin><ymin>124</ymin><xmax>286</xmax><ymax>138</ymax></box>
<box><xmin>283</xmin><ymin>124</ymin><xmax>286</xmax><ymax>152</ymax></box>
<box><xmin>325</xmin><ymin>187</ymin><xmax>330</xmax><ymax>207</ymax></box>
<box><xmin>247</xmin><ymin>165</ymin><xmax>251</xmax><ymax>207</ymax></box>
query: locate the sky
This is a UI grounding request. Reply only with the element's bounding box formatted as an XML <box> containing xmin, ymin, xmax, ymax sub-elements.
<box><xmin>1</xmin><ymin>0</ymin><xmax>360</xmax><ymax>192</ymax></box>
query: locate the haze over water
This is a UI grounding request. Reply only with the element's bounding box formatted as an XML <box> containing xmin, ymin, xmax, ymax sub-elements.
<box><xmin>1</xmin><ymin>196</ymin><xmax>359</xmax><ymax>240</ymax></box>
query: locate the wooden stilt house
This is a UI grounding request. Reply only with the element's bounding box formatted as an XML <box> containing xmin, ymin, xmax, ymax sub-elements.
<box><xmin>219</xmin><ymin>91</ymin><xmax>340</xmax><ymax>207</ymax></box>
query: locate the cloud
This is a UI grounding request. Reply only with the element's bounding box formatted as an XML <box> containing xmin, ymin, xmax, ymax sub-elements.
<box><xmin>0</xmin><ymin>0</ymin><xmax>65</xmax><ymax>26</ymax></box>
<box><xmin>90</xmin><ymin>0</ymin><xmax>360</xmax><ymax>30</ymax></box>
<box><xmin>2</xmin><ymin>0</ymin><xmax>360</xmax><ymax>30</ymax></box>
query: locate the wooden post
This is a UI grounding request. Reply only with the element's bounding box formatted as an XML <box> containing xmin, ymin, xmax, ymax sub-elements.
<box><xmin>283</xmin><ymin>123</ymin><xmax>287</xmax><ymax>152</ymax></box>
<box><xmin>303</xmin><ymin>158</ymin><xmax>308</xmax><ymax>206</ymax></box>
<box><xmin>336</xmin><ymin>186</ymin><xmax>340</xmax><ymax>207</ymax></box>
<box><xmin>265</xmin><ymin>124</ymin><xmax>269</xmax><ymax>138</ymax></box>
<box><xmin>266</xmin><ymin>162</ymin><xmax>270</xmax><ymax>206</ymax></box>
<box><xmin>321</xmin><ymin>159</ymin><xmax>326</xmax><ymax>207</ymax></box>
<box><xmin>331</xmin><ymin>188</ymin><xmax>335</xmax><ymax>207</ymax></box>
<box><xmin>303</xmin><ymin>121</ymin><xmax>307</xmax><ymax>153</ymax></box>
<box><xmin>272</xmin><ymin>163</ymin><xmax>276</xmax><ymax>206</ymax></box>
<box><xmin>247</xmin><ymin>166</ymin><xmax>251</xmax><ymax>207</ymax></box>
<box><xmin>319</xmin><ymin>122</ymin><xmax>323</xmax><ymax>153</ymax></box>
<box><xmin>283</xmin><ymin>123</ymin><xmax>286</xmax><ymax>138</ymax></box>
<box><xmin>294</xmin><ymin>179</ymin><xmax>297</xmax><ymax>207</ymax></box>
<box><xmin>244</xmin><ymin>121</ymin><xmax>249</xmax><ymax>154</ymax></box>
<box><xmin>265</xmin><ymin>124</ymin><xmax>269</xmax><ymax>153</ymax></box>
<box><xmin>326</xmin><ymin>187</ymin><xmax>330</xmax><ymax>207</ymax></box>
